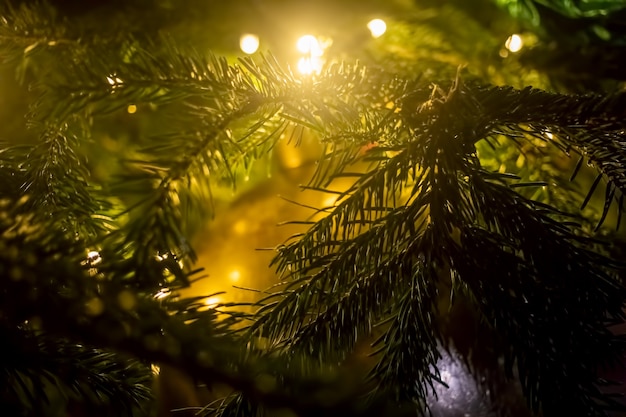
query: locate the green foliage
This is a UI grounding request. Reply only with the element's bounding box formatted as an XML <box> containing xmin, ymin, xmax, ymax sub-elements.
<box><xmin>1</xmin><ymin>2</ymin><xmax>626</xmax><ymax>417</ymax></box>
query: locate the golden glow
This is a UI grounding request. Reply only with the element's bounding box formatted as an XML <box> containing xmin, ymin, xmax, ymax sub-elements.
<box><xmin>240</xmin><ymin>34</ymin><xmax>260</xmax><ymax>54</ymax></box>
<box><xmin>296</xmin><ymin>34</ymin><xmax>327</xmax><ymax>75</ymax></box>
<box><xmin>86</xmin><ymin>250</ymin><xmax>102</xmax><ymax>266</ymax></box>
<box><xmin>151</xmin><ymin>364</ymin><xmax>160</xmax><ymax>375</ymax></box>
<box><xmin>297</xmin><ymin>57</ymin><xmax>323</xmax><ymax>75</ymax></box>
<box><xmin>204</xmin><ymin>296</ymin><xmax>220</xmax><ymax>308</ymax></box>
<box><xmin>367</xmin><ymin>19</ymin><xmax>387</xmax><ymax>38</ymax></box>
<box><xmin>297</xmin><ymin>35</ymin><xmax>321</xmax><ymax>55</ymax></box>
<box><xmin>228</xmin><ymin>269</ymin><xmax>241</xmax><ymax>282</ymax></box>
<box><xmin>505</xmin><ymin>34</ymin><xmax>523</xmax><ymax>53</ymax></box>
<box><xmin>233</xmin><ymin>219</ymin><xmax>248</xmax><ymax>234</ymax></box>
<box><xmin>127</xmin><ymin>104</ymin><xmax>137</xmax><ymax>114</ymax></box>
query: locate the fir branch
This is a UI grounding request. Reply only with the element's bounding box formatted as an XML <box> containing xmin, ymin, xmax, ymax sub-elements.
<box><xmin>1</xmin><ymin>328</ymin><xmax>152</xmax><ymax>417</ymax></box>
<box><xmin>285</xmin><ymin>225</ymin><xmax>431</xmax><ymax>365</ymax></box>
<box><xmin>0</xmin><ymin>196</ymin><xmax>391</xmax><ymax>417</ymax></box>
<box><xmin>0</xmin><ymin>2</ymin><xmax>77</xmax><ymax>63</ymax></box>
<box><xmin>472</xmin><ymin>85</ymin><xmax>626</xmax><ymax>227</ymax></box>
<box><xmin>262</xmin><ymin>78</ymin><xmax>626</xmax><ymax>416</ymax></box>
<box><xmin>1</xmin><ymin>124</ymin><xmax>113</xmax><ymax>241</ymax></box>
<box><xmin>49</xmin><ymin>53</ymin><xmax>409</xmax><ymax>293</ymax></box>
<box><xmin>452</xmin><ymin>223</ymin><xmax>625</xmax><ymax>415</ymax></box>
<box><xmin>368</xmin><ymin>258</ymin><xmax>441</xmax><ymax>412</ymax></box>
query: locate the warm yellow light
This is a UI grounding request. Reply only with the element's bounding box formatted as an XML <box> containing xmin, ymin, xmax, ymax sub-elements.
<box><xmin>505</xmin><ymin>34</ymin><xmax>523</xmax><ymax>53</ymax></box>
<box><xmin>229</xmin><ymin>269</ymin><xmax>241</xmax><ymax>282</ymax></box>
<box><xmin>233</xmin><ymin>219</ymin><xmax>247</xmax><ymax>235</ymax></box>
<box><xmin>296</xmin><ymin>35</ymin><xmax>329</xmax><ymax>75</ymax></box>
<box><xmin>298</xmin><ymin>56</ymin><xmax>323</xmax><ymax>75</ymax></box>
<box><xmin>204</xmin><ymin>296</ymin><xmax>220</xmax><ymax>307</ymax></box>
<box><xmin>240</xmin><ymin>34</ymin><xmax>260</xmax><ymax>54</ymax></box>
<box><xmin>86</xmin><ymin>250</ymin><xmax>102</xmax><ymax>266</ymax></box>
<box><xmin>106</xmin><ymin>75</ymin><xmax>123</xmax><ymax>86</ymax></box>
<box><xmin>127</xmin><ymin>104</ymin><xmax>137</xmax><ymax>114</ymax></box>
<box><xmin>297</xmin><ymin>35</ymin><xmax>322</xmax><ymax>56</ymax></box>
<box><xmin>367</xmin><ymin>19</ymin><xmax>387</xmax><ymax>38</ymax></box>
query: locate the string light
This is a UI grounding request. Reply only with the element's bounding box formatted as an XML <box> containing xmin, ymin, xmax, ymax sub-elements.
<box><xmin>505</xmin><ymin>34</ymin><xmax>523</xmax><ymax>53</ymax></box>
<box><xmin>367</xmin><ymin>19</ymin><xmax>387</xmax><ymax>38</ymax></box>
<box><xmin>83</xmin><ymin>250</ymin><xmax>103</xmax><ymax>278</ymax></box>
<box><xmin>296</xmin><ymin>35</ymin><xmax>321</xmax><ymax>55</ymax></box>
<box><xmin>296</xmin><ymin>34</ymin><xmax>327</xmax><ymax>75</ymax></box>
<box><xmin>86</xmin><ymin>250</ymin><xmax>102</xmax><ymax>266</ymax></box>
<box><xmin>127</xmin><ymin>104</ymin><xmax>137</xmax><ymax>114</ymax></box>
<box><xmin>106</xmin><ymin>74</ymin><xmax>124</xmax><ymax>92</ymax></box>
<box><xmin>240</xmin><ymin>34</ymin><xmax>260</xmax><ymax>54</ymax></box>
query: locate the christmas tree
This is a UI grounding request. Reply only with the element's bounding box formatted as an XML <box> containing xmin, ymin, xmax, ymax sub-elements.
<box><xmin>2</xmin><ymin>1</ymin><xmax>626</xmax><ymax>416</ymax></box>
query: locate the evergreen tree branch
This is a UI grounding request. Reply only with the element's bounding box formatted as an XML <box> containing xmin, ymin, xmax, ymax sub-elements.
<box><xmin>0</xmin><ymin>196</ymin><xmax>397</xmax><ymax>417</ymax></box>
<box><xmin>368</xmin><ymin>256</ymin><xmax>441</xmax><ymax>412</ymax></box>
<box><xmin>263</xmin><ymin>78</ymin><xmax>626</xmax><ymax>415</ymax></box>
<box><xmin>0</xmin><ymin>2</ymin><xmax>77</xmax><ymax>63</ymax></box>
<box><xmin>0</xmin><ymin>124</ymin><xmax>112</xmax><ymax>241</ymax></box>
<box><xmin>2</xmin><ymin>327</ymin><xmax>152</xmax><ymax>417</ymax></box>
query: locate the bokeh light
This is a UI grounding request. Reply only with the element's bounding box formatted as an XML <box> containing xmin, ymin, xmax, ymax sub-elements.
<box><xmin>296</xmin><ymin>35</ymin><xmax>326</xmax><ymax>75</ymax></box>
<box><xmin>296</xmin><ymin>35</ymin><xmax>322</xmax><ymax>55</ymax></box>
<box><xmin>240</xmin><ymin>33</ymin><xmax>260</xmax><ymax>54</ymax></box>
<box><xmin>86</xmin><ymin>250</ymin><xmax>102</xmax><ymax>266</ymax></box>
<box><xmin>505</xmin><ymin>34</ymin><xmax>523</xmax><ymax>52</ymax></box>
<box><xmin>228</xmin><ymin>269</ymin><xmax>241</xmax><ymax>282</ymax></box>
<box><xmin>367</xmin><ymin>19</ymin><xmax>387</xmax><ymax>38</ymax></box>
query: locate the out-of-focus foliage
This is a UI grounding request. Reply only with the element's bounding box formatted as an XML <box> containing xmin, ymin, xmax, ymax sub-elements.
<box><xmin>1</xmin><ymin>1</ymin><xmax>626</xmax><ymax>417</ymax></box>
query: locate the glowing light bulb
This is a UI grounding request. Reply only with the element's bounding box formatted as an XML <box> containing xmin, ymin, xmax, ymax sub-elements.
<box><xmin>367</xmin><ymin>19</ymin><xmax>387</xmax><ymax>38</ymax></box>
<box><xmin>127</xmin><ymin>104</ymin><xmax>137</xmax><ymax>114</ymax></box>
<box><xmin>86</xmin><ymin>250</ymin><xmax>102</xmax><ymax>266</ymax></box>
<box><xmin>297</xmin><ymin>35</ymin><xmax>322</xmax><ymax>55</ymax></box>
<box><xmin>240</xmin><ymin>34</ymin><xmax>260</xmax><ymax>54</ymax></box>
<box><xmin>296</xmin><ymin>35</ymin><xmax>328</xmax><ymax>75</ymax></box>
<box><xmin>505</xmin><ymin>34</ymin><xmax>523</xmax><ymax>53</ymax></box>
